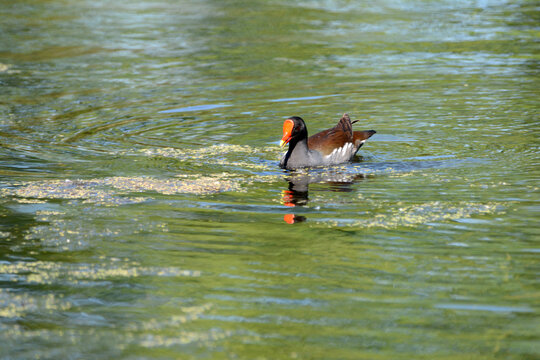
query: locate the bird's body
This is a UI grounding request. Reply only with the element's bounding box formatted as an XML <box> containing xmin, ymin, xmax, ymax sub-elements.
<box><xmin>279</xmin><ymin>114</ymin><xmax>375</xmax><ymax>170</ymax></box>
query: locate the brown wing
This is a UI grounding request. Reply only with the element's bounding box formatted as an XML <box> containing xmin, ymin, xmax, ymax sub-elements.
<box><xmin>307</xmin><ymin>113</ymin><xmax>354</xmax><ymax>156</ymax></box>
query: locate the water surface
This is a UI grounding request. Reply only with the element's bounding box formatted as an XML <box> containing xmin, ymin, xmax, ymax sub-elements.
<box><xmin>1</xmin><ymin>0</ymin><xmax>538</xmax><ymax>359</ymax></box>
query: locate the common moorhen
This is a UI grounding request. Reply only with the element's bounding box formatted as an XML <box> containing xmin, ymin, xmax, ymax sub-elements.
<box><xmin>279</xmin><ymin>113</ymin><xmax>376</xmax><ymax>169</ymax></box>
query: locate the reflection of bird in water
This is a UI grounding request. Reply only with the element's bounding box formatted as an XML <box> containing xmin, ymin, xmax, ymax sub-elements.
<box><xmin>283</xmin><ymin>214</ymin><xmax>307</xmax><ymax>224</ymax></box>
<box><xmin>282</xmin><ymin>170</ymin><xmax>369</xmax><ymax>223</ymax></box>
<box><xmin>281</xmin><ymin>186</ymin><xmax>309</xmax><ymax>207</ymax></box>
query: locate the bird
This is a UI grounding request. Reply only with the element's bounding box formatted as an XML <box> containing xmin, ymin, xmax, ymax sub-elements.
<box><xmin>279</xmin><ymin>113</ymin><xmax>376</xmax><ymax>170</ymax></box>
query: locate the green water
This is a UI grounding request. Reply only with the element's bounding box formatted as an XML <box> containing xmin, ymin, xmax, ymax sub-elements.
<box><xmin>1</xmin><ymin>0</ymin><xmax>539</xmax><ymax>359</ymax></box>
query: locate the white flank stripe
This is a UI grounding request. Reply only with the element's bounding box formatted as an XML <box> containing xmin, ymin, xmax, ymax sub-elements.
<box><xmin>325</xmin><ymin>142</ymin><xmax>354</xmax><ymax>163</ymax></box>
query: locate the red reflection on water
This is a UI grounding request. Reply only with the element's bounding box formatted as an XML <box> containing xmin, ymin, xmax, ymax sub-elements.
<box><xmin>284</xmin><ymin>214</ymin><xmax>306</xmax><ymax>224</ymax></box>
<box><xmin>281</xmin><ymin>190</ymin><xmax>296</xmax><ymax>207</ymax></box>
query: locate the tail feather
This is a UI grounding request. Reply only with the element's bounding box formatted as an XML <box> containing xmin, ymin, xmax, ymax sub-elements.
<box><xmin>336</xmin><ymin>113</ymin><xmax>353</xmax><ymax>136</ymax></box>
<box><xmin>353</xmin><ymin>129</ymin><xmax>376</xmax><ymax>142</ymax></box>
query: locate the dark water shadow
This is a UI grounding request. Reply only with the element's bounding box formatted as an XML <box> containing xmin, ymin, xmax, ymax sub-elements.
<box><xmin>0</xmin><ymin>204</ymin><xmax>45</xmax><ymax>261</ymax></box>
<box><xmin>281</xmin><ymin>169</ymin><xmax>369</xmax><ymax>224</ymax></box>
